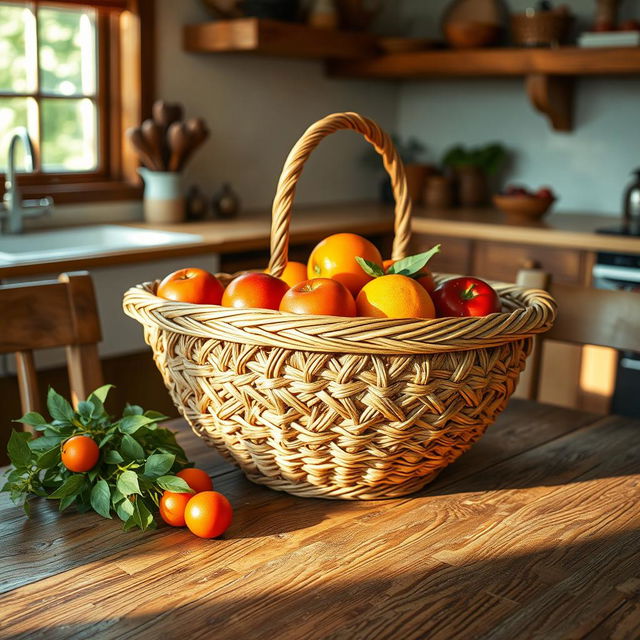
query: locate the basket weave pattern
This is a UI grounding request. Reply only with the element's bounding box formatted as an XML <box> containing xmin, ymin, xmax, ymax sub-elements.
<box><xmin>124</xmin><ymin>112</ymin><xmax>556</xmax><ymax>499</ymax></box>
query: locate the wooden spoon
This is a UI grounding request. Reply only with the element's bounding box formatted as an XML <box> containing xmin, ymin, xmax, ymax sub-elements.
<box><xmin>152</xmin><ymin>100</ymin><xmax>184</xmax><ymax>131</ymax></box>
<box><xmin>185</xmin><ymin>117</ymin><xmax>209</xmax><ymax>149</ymax></box>
<box><xmin>141</xmin><ymin>119</ymin><xmax>166</xmax><ymax>171</ymax></box>
<box><xmin>126</xmin><ymin>127</ymin><xmax>161</xmax><ymax>171</ymax></box>
<box><xmin>167</xmin><ymin>121</ymin><xmax>192</xmax><ymax>172</ymax></box>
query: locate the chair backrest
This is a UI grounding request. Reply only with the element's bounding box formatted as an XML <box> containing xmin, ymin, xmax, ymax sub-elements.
<box><xmin>516</xmin><ymin>267</ymin><xmax>640</xmax><ymax>402</ymax></box>
<box><xmin>0</xmin><ymin>271</ymin><xmax>103</xmax><ymax>428</ymax></box>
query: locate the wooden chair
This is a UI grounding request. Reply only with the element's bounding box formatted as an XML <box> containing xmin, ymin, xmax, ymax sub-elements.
<box><xmin>516</xmin><ymin>267</ymin><xmax>640</xmax><ymax>404</ymax></box>
<box><xmin>0</xmin><ymin>272</ymin><xmax>103</xmax><ymax>429</ymax></box>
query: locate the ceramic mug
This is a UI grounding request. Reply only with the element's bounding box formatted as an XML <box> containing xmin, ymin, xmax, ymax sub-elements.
<box><xmin>138</xmin><ymin>168</ymin><xmax>185</xmax><ymax>225</ymax></box>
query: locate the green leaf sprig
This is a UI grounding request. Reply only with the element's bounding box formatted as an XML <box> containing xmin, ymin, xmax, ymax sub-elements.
<box><xmin>356</xmin><ymin>244</ymin><xmax>441</xmax><ymax>280</ymax></box>
<box><xmin>1</xmin><ymin>386</ymin><xmax>194</xmax><ymax>531</ymax></box>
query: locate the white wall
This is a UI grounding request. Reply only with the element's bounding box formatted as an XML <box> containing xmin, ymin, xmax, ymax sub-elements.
<box><xmin>394</xmin><ymin>0</ymin><xmax>640</xmax><ymax>215</ymax></box>
<box><xmin>156</xmin><ymin>0</ymin><xmax>399</xmax><ymax>211</ymax></box>
<box><xmin>52</xmin><ymin>0</ymin><xmax>640</xmax><ymax>220</ymax></box>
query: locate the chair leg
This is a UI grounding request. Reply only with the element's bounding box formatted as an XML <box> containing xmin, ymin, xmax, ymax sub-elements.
<box><xmin>66</xmin><ymin>344</ymin><xmax>104</xmax><ymax>408</ymax></box>
<box><xmin>15</xmin><ymin>351</ymin><xmax>40</xmax><ymax>434</ymax></box>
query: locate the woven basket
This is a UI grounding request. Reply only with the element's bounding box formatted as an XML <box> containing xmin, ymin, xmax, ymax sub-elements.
<box><xmin>123</xmin><ymin>112</ymin><xmax>556</xmax><ymax>500</ymax></box>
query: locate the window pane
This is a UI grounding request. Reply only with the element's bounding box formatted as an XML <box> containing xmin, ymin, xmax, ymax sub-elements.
<box><xmin>0</xmin><ymin>3</ymin><xmax>36</xmax><ymax>93</ymax></box>
<box><xmin>39</xmin><ymin>6</ymin><xmax>96</xmax><ymax>96</ymax></box>
<box><xmin>0</xmin><ymin>97</ymin><xmax>37</xmax><ymax>172</ymax></box>
<box><xmin>41</xmin><ymin>98</ymin><xmax>97</xmax><ymax>172</ymax></box>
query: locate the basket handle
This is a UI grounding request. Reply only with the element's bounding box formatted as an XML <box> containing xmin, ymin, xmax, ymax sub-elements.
<box><xmin>267</xmin><ymin>112</ymin><xmax>412</xmax><ymax>278</ymax></box>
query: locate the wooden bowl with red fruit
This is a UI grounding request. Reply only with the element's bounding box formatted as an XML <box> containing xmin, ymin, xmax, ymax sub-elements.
<box><xmin>493</xmin><ymin>185</ymin><xmax>556</xmax><ymax>222</ymax></box>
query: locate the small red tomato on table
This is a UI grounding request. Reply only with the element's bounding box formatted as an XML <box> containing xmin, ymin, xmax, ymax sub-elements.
<box><xmin>432</xmin><ymin>277</ymin><xmax>501</xmax><ymax>317</ymax></box>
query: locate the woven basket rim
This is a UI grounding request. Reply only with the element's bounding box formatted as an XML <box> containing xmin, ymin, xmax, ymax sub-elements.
<box><xmin>123</xmin><ymin>275</ymin><xmax>556</xmax><ymax>356</ymax></box>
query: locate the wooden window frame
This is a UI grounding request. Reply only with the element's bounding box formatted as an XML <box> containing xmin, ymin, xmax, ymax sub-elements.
<box><xmin>0</xmin><ymin>0</ymin><xmax>154</xmax><ymax>204</ymax></box>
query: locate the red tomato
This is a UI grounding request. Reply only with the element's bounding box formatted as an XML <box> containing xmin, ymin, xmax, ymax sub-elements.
<box><xmin>184</xmin><ymin>491</ymin><xmax>233</xmax><ymax>539</ymax></box>
<box><xmin>279</xmin><ymin>278</ymin><xmax>356</xmax><ymax>317</ymax></box>
<box><xmin>61</xmin><ymin>435</ymin><xmax>100</xmax><ymax>472</ymax></box>
<box><xmin>176</xmin><ymin>468</ymin><xmax>213</xmax><ymax>493</ymax></box>
<box><xmin>432</xmin><ymin>277</ymin><xmax>501</xmax><ymax>317</ymax></box>
<box><xmin>159</xmin><ymin>491</ymin><xmax>192</xmax><ymax>527</ymax></box>
<box><xmin>221</xmin><ymin>272</ymin><xmax>289</xmax><ymax>310</ymax></box>
<box><xmin>157</xmin><ymin>268</ymin><xmax>223</xmax><ymax>305</ymax></box>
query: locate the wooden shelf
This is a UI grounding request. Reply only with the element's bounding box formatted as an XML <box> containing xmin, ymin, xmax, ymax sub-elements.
<box><xmin>183</xmin><ymin>18</ymin><xmax>378</xmax><ymax>60</ymax></box>
<box><xmin>329</xmin><ymin>47</ymin><xmax>640</xmax><ymax>78</ymax></box>
<box><xmin>182</xmin><ymin>29</ymin><xmax>640</xmax><ymax>131</ymax></box>
<box><xmin>330</xmin><ymin>46</ymin><xmax>640</xmax><ymax>132</ymax></box>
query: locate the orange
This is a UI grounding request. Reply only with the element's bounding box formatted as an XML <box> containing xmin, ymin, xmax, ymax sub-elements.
<box><xmin>383</xmin><ymin>258</ymin><xmax>436</xmax><ymax>294</ymax></box>
<box><xmin>279</xmin><ymin>278</ymin><xmax>356</xmax><ymax>317</ymax></box>
<box><xmin>159</xmin><ymin>491</ymin><xmax>192</xmax><ymax>527</ymax></box>
<box><xmin>278</xmin><ymin>262</ymin><xmax>308</xmax><ymax>288</ymax></box>
<box><xmin>61</xmin><ymin>435</ymin><xmax>100</xmax><ymax>473</ymax></box>
<box><xmin>184</xmin><ymin>491</ymin><xmax>233</xmax><ymax>539</ymax></box>
<box><xmin>308</xmin><ymin>233</ymin><xmax>383</xmax><ymax>296</ymax></box>
<box><xmin>176</xmin><ymin>468</ymin><xmax>214</xmax><ymax>493</ymax></box>
<box><xmin>356</xmin><ymin>274</ymin><xmax>436</xmax><ymax>319</ymax></box>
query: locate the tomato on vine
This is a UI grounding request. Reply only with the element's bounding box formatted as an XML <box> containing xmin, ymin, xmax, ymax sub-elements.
<box><xmin>61</xmin><ymin>435</ymin><xmax>100</xmax><ymax>472</ymax></box>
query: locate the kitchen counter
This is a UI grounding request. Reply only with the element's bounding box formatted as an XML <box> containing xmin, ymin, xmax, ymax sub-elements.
<box><xmin>1</xmin><ymin>202</ymin><xmax>638</xmax><ymax>278</ymax></box>
<box><xmin>413</xmin><ymin>206</ymin><xmax>640</xmax><ymax>253</ymax></box>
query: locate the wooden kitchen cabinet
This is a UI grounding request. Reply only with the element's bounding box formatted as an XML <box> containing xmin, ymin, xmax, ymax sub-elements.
<box><xmin>473</xmin><ymin>241</ymin><xmax>587</xmax><ymax>285</ymax></box>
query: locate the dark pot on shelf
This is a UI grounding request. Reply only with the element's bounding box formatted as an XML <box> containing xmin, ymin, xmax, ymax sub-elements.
<box><xmin>423</xmin><ymin>175</ymin><xmax>454</xmax><ymax>210</ymax></box>
<box><xmin>456</xmin><ymin>165</ymin><xmax>488</xmax><ymax>206</ymax></box>
<box><xmin>405</xmin><ymin>163</ymin><xmax>436</xmax><ymax>206</ymax></box>
<box><xmin>240</xmin><ymin>0</ymin><xmax>300</xmax><ymax>21</ymax></box>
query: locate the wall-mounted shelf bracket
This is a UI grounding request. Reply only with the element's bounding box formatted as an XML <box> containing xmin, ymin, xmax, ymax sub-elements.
<box><xmin>525</xmin><ymin>74</ymin><xmax>575</xmax><ymax>132</ymax></box>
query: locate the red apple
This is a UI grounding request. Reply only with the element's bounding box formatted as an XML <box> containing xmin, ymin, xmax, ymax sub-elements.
<box><xmin>156</xmin><ymin>268</ymin><xmax>224</xmax><ymax>305</ymax></box>
<box><xmin>221</xmin><ymin>272</ymin><xmax>289</xmax><ymax>310</ymax></box>
<box><xmin>535</xmin><ymin>187</ymin><xmax>555</xmax><ymax>200</ymax></box>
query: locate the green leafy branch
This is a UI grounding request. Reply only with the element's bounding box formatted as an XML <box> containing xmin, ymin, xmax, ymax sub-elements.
<box><xmin>356</xmin><ymin>245</ymin><xmax>441</xmax><ymax>280</ymax></box>
<box><xmin>1</xmin><ymin>386</ymin><xmax>194</xmax><ymax>531</ymax></box>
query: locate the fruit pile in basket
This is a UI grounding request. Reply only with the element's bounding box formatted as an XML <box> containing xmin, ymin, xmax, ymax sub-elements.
<box><xmin>493</xmin><ymin>184</ymin><xmax>557</xmax><ymax>221</ymax></box>
<box><xmin>156</xmin><ymin>233</ymin><xmax>502</xmax><ymax>318</ymax></box>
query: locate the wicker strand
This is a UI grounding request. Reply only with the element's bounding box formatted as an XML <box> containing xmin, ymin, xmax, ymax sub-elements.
<box><xmin>268</xmin><ymin>112</ymin><xmax>411</xmax><ymax>278</ymax></box>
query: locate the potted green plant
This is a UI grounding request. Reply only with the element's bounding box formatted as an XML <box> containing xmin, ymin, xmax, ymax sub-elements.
<box><xmin>442</xmin><ymin>143</ymin><xmax>507</xmax><ymax>206</ymax></box>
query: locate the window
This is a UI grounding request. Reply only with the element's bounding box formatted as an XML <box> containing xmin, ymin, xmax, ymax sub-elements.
<box><xmin>0</xmin><ymin>3</ymin><xmax>99</xmax><ymax>172</ymax></box>
<box><xmin>0</xmin><ymin>0</ymin><xmax>154</xmax><ymax>203</ymax></box>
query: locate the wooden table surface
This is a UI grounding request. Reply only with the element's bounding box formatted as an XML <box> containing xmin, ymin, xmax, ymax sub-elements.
<box><xmin>2</xmin><ymin>399</ymin><xmax>639</xmax><ymax>640</ymax></box>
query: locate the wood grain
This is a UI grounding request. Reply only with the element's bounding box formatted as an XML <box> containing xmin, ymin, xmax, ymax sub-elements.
<box><xmin>183</xmin><ymin>18</ymin><xmax>378</xmax><ymax>60</ymax></box>
<box><xmin>1</xmin><ymin>401</ymin><xmax>638</xmax><ymax>639</ymax></box>
<box><xmin>330</xmin><ymin>46</ymin><xmax>640</xmax><ymax>78</ymax></box>
<box><xmin>0</xmin><ymin>272</ymin><xmax>103</xmax><ymax>419</ymax></box>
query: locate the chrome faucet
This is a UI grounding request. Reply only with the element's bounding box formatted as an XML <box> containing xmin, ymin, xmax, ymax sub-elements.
<box><xmin>1</xmin><ymin>128</ymin><xmax>53</xmax><ymax>234</ymax></box>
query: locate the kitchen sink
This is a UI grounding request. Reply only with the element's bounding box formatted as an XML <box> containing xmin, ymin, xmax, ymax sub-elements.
<box><xmin>0</xmin><ymin>225</ymin><xmax>203</xmax><ymax>265</ymax></box>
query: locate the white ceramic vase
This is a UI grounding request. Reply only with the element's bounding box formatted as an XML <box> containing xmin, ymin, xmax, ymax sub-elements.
<box><xmin>138</xmin><ymin>168</ymin><xmax>185</xmax><ymax>225</ymax></box>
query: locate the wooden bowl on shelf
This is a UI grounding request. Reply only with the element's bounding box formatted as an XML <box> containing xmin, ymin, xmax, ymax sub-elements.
<box><xmin>444</xmin><ymin>22</ymin><xmax>501</xmax><ymax>48</ymax></box>
<box><xmin>377</xmin><ymin>37</ymin><xmax>435</xmax><ymax>54</ymax></box>
<box><xmin>493</xmin><ymin>193</ymin><xmax>556</xmax><ymax>221</ymax></box>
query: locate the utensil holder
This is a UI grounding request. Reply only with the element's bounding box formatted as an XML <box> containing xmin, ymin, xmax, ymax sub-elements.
<box><xmin>139</xmin><ymin>169</ymin><xmax>185</xmax><ymax>225</ymax></box>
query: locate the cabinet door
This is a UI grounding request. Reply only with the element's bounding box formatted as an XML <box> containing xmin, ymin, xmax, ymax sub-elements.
<box><xmin>473</xmin><ymin>242</ymin><xmax>586</xmax><ymax>284</ymax></box>
<box><xmin>409</xmin><ymin>234</ymin><xmax>472</xmax><ymax>276</ymax></box>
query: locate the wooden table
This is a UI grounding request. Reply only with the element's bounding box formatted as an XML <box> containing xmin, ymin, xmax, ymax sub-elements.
<box><xmin>2</xmin><ymin>399</ymin><xmax>639</xmax><ymax>639</ymax></box>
